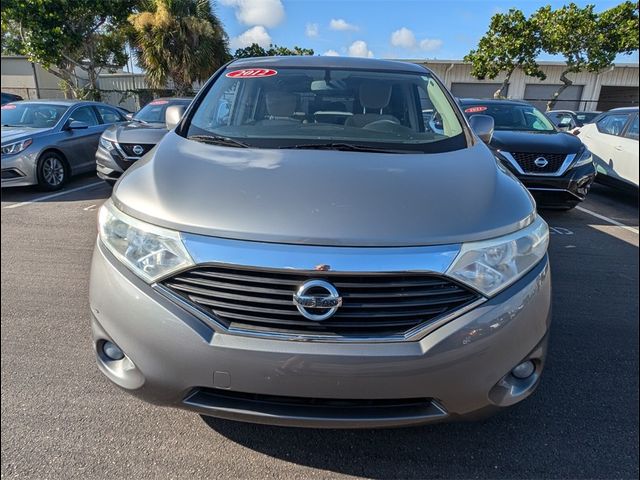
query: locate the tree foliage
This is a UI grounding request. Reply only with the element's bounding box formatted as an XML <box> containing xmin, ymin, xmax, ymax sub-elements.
<box><xmin>464</xmin><ymin>9</ymin><xmax>545</xmax><ymax>98</ymax></box>
<box><xmin>1</xmin><ymin>0</ymin><xmax>135</xmax><ymax>99</ymax></box>
<box><xmin>129</xmin><ymin>0</ymin><xmax>231</xmax><ymax>96</ymax></box>
<box><xmin>466</xmin><ymin>2</ymin><xmax>639</xmax><ymax>109</ymax></box>
<box><xmin>534</xmin><ymin>1</ymin><xmax>639</xmax><ymax>110</ymax></box>
<box><xmin>233</xmin><ymin>43</ymin><xmax>314</xmax><ymax>59</ymax></box>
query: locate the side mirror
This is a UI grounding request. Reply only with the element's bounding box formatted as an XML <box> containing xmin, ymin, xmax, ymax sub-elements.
<box><xmin>468</xmin><ymin>114</ymin><xmax>494</xmax><ymax>144</ymax></box>
<box><xmin>65</xmin><ymin>120</ymin><xmax>90</xmax><ymax>130</ymax></box>
<box><xmin>165</xmin><ymin>105</ymin><xmax>186</xmax><ymax>131</ymax></box>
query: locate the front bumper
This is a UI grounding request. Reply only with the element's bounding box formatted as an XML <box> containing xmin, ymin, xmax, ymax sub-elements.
<box><xmin>1</xmin><ymin>150</ymin><xmax>38</xmax><ymax>187</ymax></box>
<box><xmin>90</xmin><ymin>242</ymin><xmax>551</xmax><ymax>428</ymax></box>
<box><xmin>518</xmin><ymin>162</ymin><xmax>597</xmax><ymax>208</ymax></box>
<box><xmin>95</xmin><ymin>145</ymin><xmax>137</xmax><ymax>181</ymax></box>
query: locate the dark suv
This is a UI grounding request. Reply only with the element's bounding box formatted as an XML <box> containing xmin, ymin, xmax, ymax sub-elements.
<box><xmin>96</xmin><ymin>97</ymin><xmax>192</xmax><ymax>184</ymax></box>
<box><xmin>460</xmin><ymin>98</ymin><xmax>596</xmax><ymax>209</ymax></box>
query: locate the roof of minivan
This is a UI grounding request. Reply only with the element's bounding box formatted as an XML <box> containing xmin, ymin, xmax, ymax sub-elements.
<box><xmin>229</xmin><ymin>56</ymin><xmax>430</xmax><ymax>73</ymax></box>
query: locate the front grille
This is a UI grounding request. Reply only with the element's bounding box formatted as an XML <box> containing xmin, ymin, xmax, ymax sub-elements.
<box><xmin>161</xmin><ymin>265</ymin><xmax>481</xmax><ymax>337</ymax></box>
<box><xmin>512</xmin><ymin>152</ymin><xmax>567</xmax><ymax>174</ymax></box>
<box><xmin>186</xmin><ymin>388</ymin><xmax>447</xmax><ymax>424</ymax></box>
<box><xmin>118</xmin><ymin>143</ymin><xmax>155</xmax><ymax>157</ymax></box>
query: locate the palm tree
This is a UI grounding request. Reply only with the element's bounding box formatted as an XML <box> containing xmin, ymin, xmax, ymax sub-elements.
<box><xmin>130</xmin><ymin>0</ymin><xmax>230</xmax><ymax>96</ymax></box>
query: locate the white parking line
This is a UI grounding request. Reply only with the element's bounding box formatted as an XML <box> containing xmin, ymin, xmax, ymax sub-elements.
<box><xmin>576</xmin><ymin>206</ymin><xmax>639</xmax><ymax>235</ymax></box>
<box><xmin>3</xmin><ymin>181</ymin><xmax>105</xmax><ymax>210</ymax></box>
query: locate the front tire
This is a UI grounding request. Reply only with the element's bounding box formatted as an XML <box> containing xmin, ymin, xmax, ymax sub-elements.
<box><xmin>37</xmin><ymin>151</ymin><xmax>67</xmax><ymax>191</ymax></box>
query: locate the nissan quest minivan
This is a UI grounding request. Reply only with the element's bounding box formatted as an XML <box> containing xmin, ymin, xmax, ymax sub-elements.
<box><xmin>90</xmin><ymin>56</ymin><xmax>551</xmax><ymax>428</ymax></box>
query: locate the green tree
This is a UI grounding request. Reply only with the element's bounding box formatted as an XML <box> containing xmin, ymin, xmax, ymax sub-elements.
<box><xmin>464</xmin><ymin>9</ymin><xmax>545</xmax><ymax>99</ymax></box>
<box><xmin>534</xmin><ymin>2</ymin><xmax>639</xmax><ymax>110</ymax></box>
<box><xmin>1</xmin><ymin>0</ymin><xmax>135</xmax><ymax>99</ymax></box>
<box><xmin>233</xmin><ymin>43</ymin><xmax>314</xmax><ymax>59</ymax></box>
<box><xmin>130</xmin><ymin>0</ymin><xmax>230</xmax><ymax>96</ymax></box>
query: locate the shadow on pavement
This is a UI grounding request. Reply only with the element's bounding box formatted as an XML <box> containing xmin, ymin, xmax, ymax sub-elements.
<box><xmin>0</xmin><ymin>174</ymin><xmax>111</xmax><ymax>205</ymax></box>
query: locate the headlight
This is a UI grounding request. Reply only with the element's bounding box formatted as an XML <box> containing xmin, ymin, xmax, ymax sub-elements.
<box><xmin>572</xmin><ymin>148</ymin><xmax>592</xmax><ymax>167</ymax></box>
<box><xmin>99</xmin><ymin>136</ymin><xmax>116</xmax><ymax>152</ymax></box>
<box><xmin>98</xmin><ymin>200</ymin><xmax>194</xmax><ymax>283</ymax></box>
<box><xmin>446</xmin><ymin>215</ymin><xmax>549</xmax><ymax>297</ymax></box>
<box><xmin>2</xmin><ymin>138</ymin><xmax>32</xmax><ymax>155</ymax></box>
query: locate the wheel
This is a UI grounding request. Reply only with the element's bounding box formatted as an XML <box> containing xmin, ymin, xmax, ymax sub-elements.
<box><xmin>37</xmin><ymin>151</ymin><xmax>67</xmax><ymax>191</ymax></box>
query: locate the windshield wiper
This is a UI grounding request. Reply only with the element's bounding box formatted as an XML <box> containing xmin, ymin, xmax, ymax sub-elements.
<box><xmin>279</xmin><ymin>142</ymin><xmax>408</xmax><ymax>153</ymax></box>
<box><xmin>188</xmin><ymin>134</ymin><xmax>250</xmax><ymax>148</ymax></box>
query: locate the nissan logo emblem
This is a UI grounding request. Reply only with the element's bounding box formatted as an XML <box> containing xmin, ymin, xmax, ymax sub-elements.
<box><xmin>534</xmin><ymin>157</ymin><xmax>549</xmax><ymax>168</ymax></box>
<box><xmin>132</xmin><ymin>145</ymin><xmax>145</xmax><ymax>156</ymax></box>
<box><xmin>292</xmin><ymin>280</ymin><xmax>342</xmax><ymax>321</ymax></box>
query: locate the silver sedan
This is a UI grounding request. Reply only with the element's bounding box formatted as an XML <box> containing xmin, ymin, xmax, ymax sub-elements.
<box><xmin>1</xmin><ymin>99</ymin><xmax>127</xmax><ymax>190</ymax></box>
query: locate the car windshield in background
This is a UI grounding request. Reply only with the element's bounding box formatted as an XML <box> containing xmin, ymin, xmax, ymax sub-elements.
<box><xmin>1</xmin><ymin>103</ymin><xmax>68</xmax><ymax>128</ymax></box>
<box><xmin>463</xmin><ymin>104</ymin><xmax>555</xmax><ymax>132</ymax></box>
<box><xmin>576</xmin><ymin>112</ymin><xmax>599</xmax><ymax>123</ymax></box>
<box><xmin>134</xmin><ymin>100</ymin><xmax>189</xmax><ymax>124</ymax></box>
<box><xmin>187</xmin><ymin>67</ymin><xmax>466</xmax><ymax>152</ymax></box>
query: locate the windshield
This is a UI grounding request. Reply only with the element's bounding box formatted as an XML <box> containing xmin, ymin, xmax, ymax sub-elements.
<box><xmin>576</xmin><ymin>112</ymin><xmax>599</xmax><ymax>124</ymax></box>
<box><xmin>1</xmin><ymin>103</ymin><xmax>68</xmax><ymax>128</ymax></box>
<box><xmin>463</xmin><ymin>103</ymin><xmax>555</xmax><ymax>132</ymax></box>
<box><xmin>134</xmin><ymin>99</ymin><xmax>191</xmax><ymax>123</ymax></box>
<box><xmin>186</xmin><ymin>67</ymin><xmax>466</xmax><ymax>152</ymax></box>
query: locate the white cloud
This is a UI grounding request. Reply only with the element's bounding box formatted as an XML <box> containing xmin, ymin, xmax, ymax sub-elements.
<box><xmin>229</xmin><ymin>26</ymin><xmax>272</xmax><ymax>50</ymax></box>
<box><xmin>419</xmin><ymin>38</ymin><xmax>443</xmax><ymax>51</ymax></box>
<box><xmin>221</xmin><ymin>0</ymin><xmax>285</xmax><ymax>28</ymax></box>
<box><xmin>305</xmin><ymin>23</ymin><xmax>319</xmax><ymax>37</ymax></box>
<box><xmin>390</xmin><ymin>27</ymin><xmax>416</xmax><ymax>49</ymax></box>
<box><xmin>348</xmin><ymin>40</ymin><xmax>374</xmax><ymax>58</ymax></box>
<box><xmin>329</xmin><ymin>18</ymin><xmax>359</xmax><ymax>31</ymax></box>
<box><xmin>322</xmin><ymin>49</ymin><xmax>340</xmax><ymax>56</ymax></box>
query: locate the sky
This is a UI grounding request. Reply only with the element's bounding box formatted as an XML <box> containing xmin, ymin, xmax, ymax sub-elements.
<box><xmin>214</xmin><ymin>0</ymin><xmax>639</xmax><ymax>63</ymax></box>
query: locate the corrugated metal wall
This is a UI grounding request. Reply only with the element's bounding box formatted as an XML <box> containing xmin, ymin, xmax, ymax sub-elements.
<box><xmin>415</xmin><ymin>61</ymin><xmax>638</xmax><ymax>110</ymax></box>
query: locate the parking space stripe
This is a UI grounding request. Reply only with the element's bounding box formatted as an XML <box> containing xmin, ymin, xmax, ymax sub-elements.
<box><xmin>576</xmin><ymin>205</ymin><xmax>639</xmax><ymax>235</ymax></box>
<box><xmin>3</xmin><ymin>181</ymin><xmax>105</xmax><ymax>210</ymax></box>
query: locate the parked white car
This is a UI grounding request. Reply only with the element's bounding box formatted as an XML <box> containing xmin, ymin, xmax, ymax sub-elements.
<box><xmin>578</xmin><ymin>107</ymin><xmax>639</xmax><ymax>188</ymax></box>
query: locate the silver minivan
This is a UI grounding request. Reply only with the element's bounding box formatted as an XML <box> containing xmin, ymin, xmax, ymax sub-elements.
<box><xmin>90</xmin><ymin>56</ymin><xmax>551</xmax><ymax>428</ymax></box>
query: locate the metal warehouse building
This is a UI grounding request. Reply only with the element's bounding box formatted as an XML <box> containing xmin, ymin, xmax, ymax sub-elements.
<box><xmin>2</xmin><ymin>55</ymin><xmax>638</xmax><ymax>112</ymax></box>
<box><xmin>412</xmin><ymin>60</ymin><xmax>639</xmax><ymax>111</ymax></box>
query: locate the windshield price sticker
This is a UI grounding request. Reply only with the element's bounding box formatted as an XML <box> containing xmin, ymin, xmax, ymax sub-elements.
<box><xmin>464</xmin><ymin>106</ymin><xmax>488</xmax><ymax>113</ymax></box>
<box><xmin>226</xmin><ymin>69</ymin><xmax>278</xmax><ymax>79</ymax></box>
<box><xmin>149</xmin><ymin>100</ymin><xmax>169</xmax><ymax>105</ymax></box>
<box><xmin>1</xmin><ymin>104</ymin><xmax>17</xmax><ymax>110</ymax></box>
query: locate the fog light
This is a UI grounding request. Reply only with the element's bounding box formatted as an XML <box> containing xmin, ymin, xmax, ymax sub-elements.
<box><xmin>102</xmin><ymin>341</ymin><xmax>125</xmax><ymax>361</ymax></box>
<box><xmin>512</xmin><ymin>360</ymin><xmax>535</xmax><ymax>379</ymax></box>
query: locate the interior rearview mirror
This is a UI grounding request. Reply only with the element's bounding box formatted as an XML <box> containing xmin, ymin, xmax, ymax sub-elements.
<box><xmin>165</xmin><ymin>105</ymin><xmax>186</xmax><ymax>131</ymax></box>
<box><xmin>468</xmin><ymin>114</ymin><xmax>494</xmax><ymax>144</ymax></box>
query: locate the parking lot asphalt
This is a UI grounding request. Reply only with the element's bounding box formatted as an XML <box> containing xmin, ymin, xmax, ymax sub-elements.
<box><xmin>1</xmin><ymin>175</ymin><xmax>638</xmax><ymax>479</ymax></box>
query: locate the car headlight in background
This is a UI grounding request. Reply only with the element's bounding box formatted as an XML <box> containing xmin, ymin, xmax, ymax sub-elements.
<box><xmin>99</xmin><ymin>136</ymin><xmax>116</xmax><ymax>152</ymax></box>
<box><xmin>1</xmin><ymin>138</ymin><xmax>32</xmax><ymax>156</ymax></box>
<box><xmin>98</xmin><ymin>200</ymin><xmax>194</xmax><ymax>283</ymax></box>
<box><xmin>572</xmin><ymin>148</ymin><xmax>593</xmax><ymax>167</ymax></box>
<box><xmin>446</xmin><ymin>215</ymin><xmax>549</xmax><ymax>297</ymax></box>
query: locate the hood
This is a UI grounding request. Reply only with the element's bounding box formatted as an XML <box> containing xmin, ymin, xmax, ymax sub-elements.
<box><xmin>103</xmin><ymin>121</ymin><xmax>168</xmax><ymax>144</ymax></box>
<box><xmin>113</xmin><ymin>132</ymin><xmax>535</xmax><ymax>247</ymax></box>
<box><xmin>489</xmin><ymin>130</ymin><xmax>583</xmax><ymax>154</ymax></box>
<box><xmin>1</xmin><ymin>126</ymin><xmax>52</xmax><ymax>144</ymax></box>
